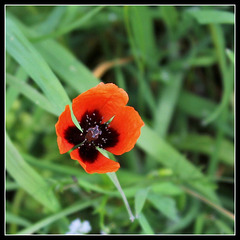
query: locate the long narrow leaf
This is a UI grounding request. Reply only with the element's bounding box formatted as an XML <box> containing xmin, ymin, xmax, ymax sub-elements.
<box><xmin>17</xmin><ymin>198</ymin><xmax>100</xmax><ymax>234</ymax></box>
<box><xmin>202</xmin><ymin>24</ymin><xmax>233</xmax><ymax>125</ymax></box>
<box><xmin>6</xmin><ymin>73</ymin><xmax>59</xmax><ymax>116</ymax></box>
<box><xmin>137</xmin><ymin>124</ymin><xmax>220</xmax><ymax>204</ymax></box>
<box><xmin>128</xmin><ymin>6</ymin><xmax>158</xmax><ymax>69</ymax></box>
<box><xmin>138</xmin><ymin>213</ymin><xmax>154</xmax><ymax>234</ymax></box>
<box><xmin>6</xmin><ymin>15</ymin><xmax>70</xmax><ymax>115</ymax></box>
<box><xmin>187</xmin><ymin>9</ymin><xmax>234</xmax><ymax>25</ymax></box>
<box><xmin>178</xmin><ymin>90</ymin><xmax>233</xmax><ymax>137</ymax></box>
<box><xmin>6</xmin><ymin>134</ymin><xmax>60</xmax><ymax>212</ymax></box>
<box><xmin>168</xmin><ymin>134</ymin><xmax>234</xmax><ymax>166</ymax></box>
<box><xmin>135</xmin><ymin>188</ymin><xmax>149</xmax><ymax>217</ymax></box>
<box><xmin>154</xmin><ymin>73</ymin><xmax>183</xmax><ymax>138</ymax></box>
<box><xmin>35</xmin><ymin>39</ymin><xmax>99</xmax><ymax>94</ymax></box>
<box><xmin>148</xmin><ymin>192</ymin><xmax>179</xmax><ymax>221</ymax></box>
<box><xmin>31</xmin><ymin>6</ymin><xmax>105</xmax><ymax>42</ymax></box>
<box><xmin>6</xmin><ymin>67</ymin><xmax>28</xmax><ymax>113</ymax></box>
<box><xmin>6</xmin><ymin>212</ymin><xmax>31</xmax><ymax>227</ymax></box>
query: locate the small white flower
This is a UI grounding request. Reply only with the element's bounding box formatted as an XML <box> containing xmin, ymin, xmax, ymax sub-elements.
<box><xmin>66</xmin><ymin>218</ymin><xmax>91</xmax><ymax>234</ymax></box>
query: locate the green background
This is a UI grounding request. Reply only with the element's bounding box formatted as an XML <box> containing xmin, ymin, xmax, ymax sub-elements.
<box><xmin>6</xmin><ymin>5</ymin><xmax>234</xmax><ymax>234</ymax></box>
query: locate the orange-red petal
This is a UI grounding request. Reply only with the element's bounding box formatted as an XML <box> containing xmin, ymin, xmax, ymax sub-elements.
<box><xmin>55</xmin><ymin>105</ymin><xmax>75</xmax><ymax>154</ymax></box>
<box><xmin>70</xmin><ymin>148</ymin><xmax>120</xmax><ymax>174</ymax></box>
<box><xmin>105</xmin><ymin>106</ymin><xmax>144</xmax><ymax>155</ymax></box>
<box><xmin>72</xmin><ymin>82</ymin><xmax>128</xmax><ymax>124</ymax></box>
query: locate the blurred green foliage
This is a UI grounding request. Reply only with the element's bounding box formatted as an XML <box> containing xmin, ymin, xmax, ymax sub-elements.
<box><xmin>6</xmin><ymin>5</ymin><xmax>234</xmax><ymax>234</ymax></box>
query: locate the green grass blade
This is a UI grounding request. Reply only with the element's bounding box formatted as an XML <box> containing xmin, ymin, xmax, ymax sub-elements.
<box><xmin>187</xmin><ymin>9</ymin><xmax>234</xmax><ymax>24</ymax></box>
<box><xmin>35</xmin><ymin>39</ymin><xmax>99</xmax><ymax>94</ymax></box>
<box><xmin>178</xmin><ymin>90</ymin><xmax>217</xmax><ymax>119</ymax></box>
<box><xmin>226</xmin><ymin>49</ymin><xmax>234</xmax><ymax>64</ymax></box>
<box><xmin>6</xmin><ymin>15</ymin><xmax>70</xmax><ymax>115</ymax></box>
<box><xmin>10</xmin><ymin>16</ymin><xmax>94</xmax><ymax>130</ymax></box>
<box><xmin>31</xmin><ymin>6</ymin><xmax>105</xmax><ymax>42</ymax></box>
<box><xmin>6</xmin><ymin>181</ymin><xmax>19</xmax><ymax>191</ymax></box>
<box><xmin>154</xmin><ymin>73</ymin><xmax>183</xmax><ymax>138</ymax></box>
<box><xmin>147</xmin><ymin>192</ymin><xmax>178</xmax><ymax>221</ymax></box>
<box><xmin>6</xmin><ymin>67</ymin><xmax>28</xmax><ymax>113</ymax></box>
<box><xmin>164</xmin><ymin>199</ymin><xmax>200</xmax><ymax>233</ymax></box>
<box><xmin>59</xmin><ymin>6</ymin><xmax>80</xmax><ymax>27</ymax></box>
<box><xmin>189</xmin><ymin>54</ymin><xmax>217</xmax><ymax>67</ymax></box>
<box><xmin>138</xmin><ymin>213</ymin><xmax>154</xmax><ymax>234</ymax></box>
<box><xmin>6</xmin><ymin>212</ymin><xmax>31</xmax><ymax>228</ymax></box>
<box><xmin>138</xmin><ymin>125</ymin><xmax>204</xmax><ymax>181</ymax></box>
<box><xmin>214</xmin><ymin>219</ymin><xmax>234</xmax><ymax>234</ymax></box>
<box><xmin>207</xmin><ymin>114</ymin><xmax>226</xmax><ymax>176</ymax></box>
<box><xmin>22</xmin><ymin>155</ymin><xmax>143</xmax><ymax>199</ymax></box>
<box><xmin>202</xmin><ymin>24</ymin><xmax>233</xmax><ymax>125</ymax></box>
<box><xmin>178</xmin><ymin>90</ymin><xmax>233</xmax><ymax>137</ymax></box>
<box><xmin>128</xmin><ymin>6</ymin><xmax>158</xmax><ymax>69</ymax></box>
<box><xmin>6</xmin><ymin>134</ymin><xmax>60</xmax><ymax>212</ymax></box>
<box><xmin>135</xmin><ymin>188</ymin><xmax>149</xmax><ymax>217</ymax></box>
<box><xmin>36</xmin><ymin>6</ymin><xmax>67</xmax><ymax>35</ymax></box>
<box><xmin>168</xmin><ymin>134</ymin><xmax>234</xmax><ymax>166</ymax></box>
<box><xmin>194</xmin><ymin>213</ymin><xmax>205</xmax><ymax>234</ymax></box>
<box><xmin>17</xmin><ymin>198</ymin><xmax>100</xmax><ymax>234</ymax></box>
<box><xmin>137</xmin><ymin>124</ymin><xmax>219</xmax><ymax>203</ymax></box>
<box><xmin>6</xmin><ymin>73</ymin><xmax>59</xmax><ymax>116</ymax></box>
<box><xmin>23</xmin><ymin>153</ymin><xmax>84</xmax><ymax>177</ymax></box>
<box><xmin>151</xmin><ymin>182</ymin><xmax>183</xmax><ymax>196</ymax></box>
<box><xmin>124</xmin><ymin>7</ymin><xmax>157</xmax><ymax>114</ymax></box>
<box><xmin>161</xmin><ymin>6</ymin><xmax>178</xmax><ymax>29</ymax></box>
<box><xmin>161</xmin><ymin>6</ymin><xmax>179</xmax><ymax>40</ymax></box>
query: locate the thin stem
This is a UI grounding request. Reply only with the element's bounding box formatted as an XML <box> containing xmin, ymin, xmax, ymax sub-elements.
<box><xmin>107</xmin><ymin>172</ymin><xmax>135</xmax><ymax>222</ymax></box>
<box><xmin>181</xmin><ymin>186</ymin><xmax>234</xmax><ymax>221</ymax></box>
<box><xmin>96</xmin><ymin>148</ymin><xmax>135</xmax><ymax>222</ymax></box>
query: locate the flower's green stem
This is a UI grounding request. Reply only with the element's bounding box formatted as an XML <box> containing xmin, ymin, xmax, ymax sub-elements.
<box><xmin>97</xmin><ymin>138</ymin><xmax>135</xmax><ymax>221</ymax></box>
<box><xmin>107</xmin><ymin>172</ymin><xmax>135</xmax><ymax>222</ymax></box>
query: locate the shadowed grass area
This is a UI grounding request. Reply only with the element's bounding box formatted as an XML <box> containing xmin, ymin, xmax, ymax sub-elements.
<box><xmin>6</xmin><ymin>5</ymin><xmax>234</xmax><ymax>235</ymax></box>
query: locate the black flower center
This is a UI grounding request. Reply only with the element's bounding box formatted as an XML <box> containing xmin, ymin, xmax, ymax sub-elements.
<box><xmin>64</xmin><ymin>110</ymin><xmax>119</xmax><ymax>163</ymax></box>
<box><xmin>85</xmin><ymin>125</ymin><xmax>102</xmax><ymax>141</ymax></box>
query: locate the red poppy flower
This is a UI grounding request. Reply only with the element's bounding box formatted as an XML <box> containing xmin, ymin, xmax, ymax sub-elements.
<box><xmin>55</xmin><ymin>83</ymin><xmax>144</xmax><ymax>174</ymax></box>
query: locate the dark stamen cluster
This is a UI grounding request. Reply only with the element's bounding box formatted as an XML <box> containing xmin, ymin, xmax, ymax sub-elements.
<box><xmin>64</xmin><ymin>110</ymin><xmax>119</xmax><ymax>163</ymax></box>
